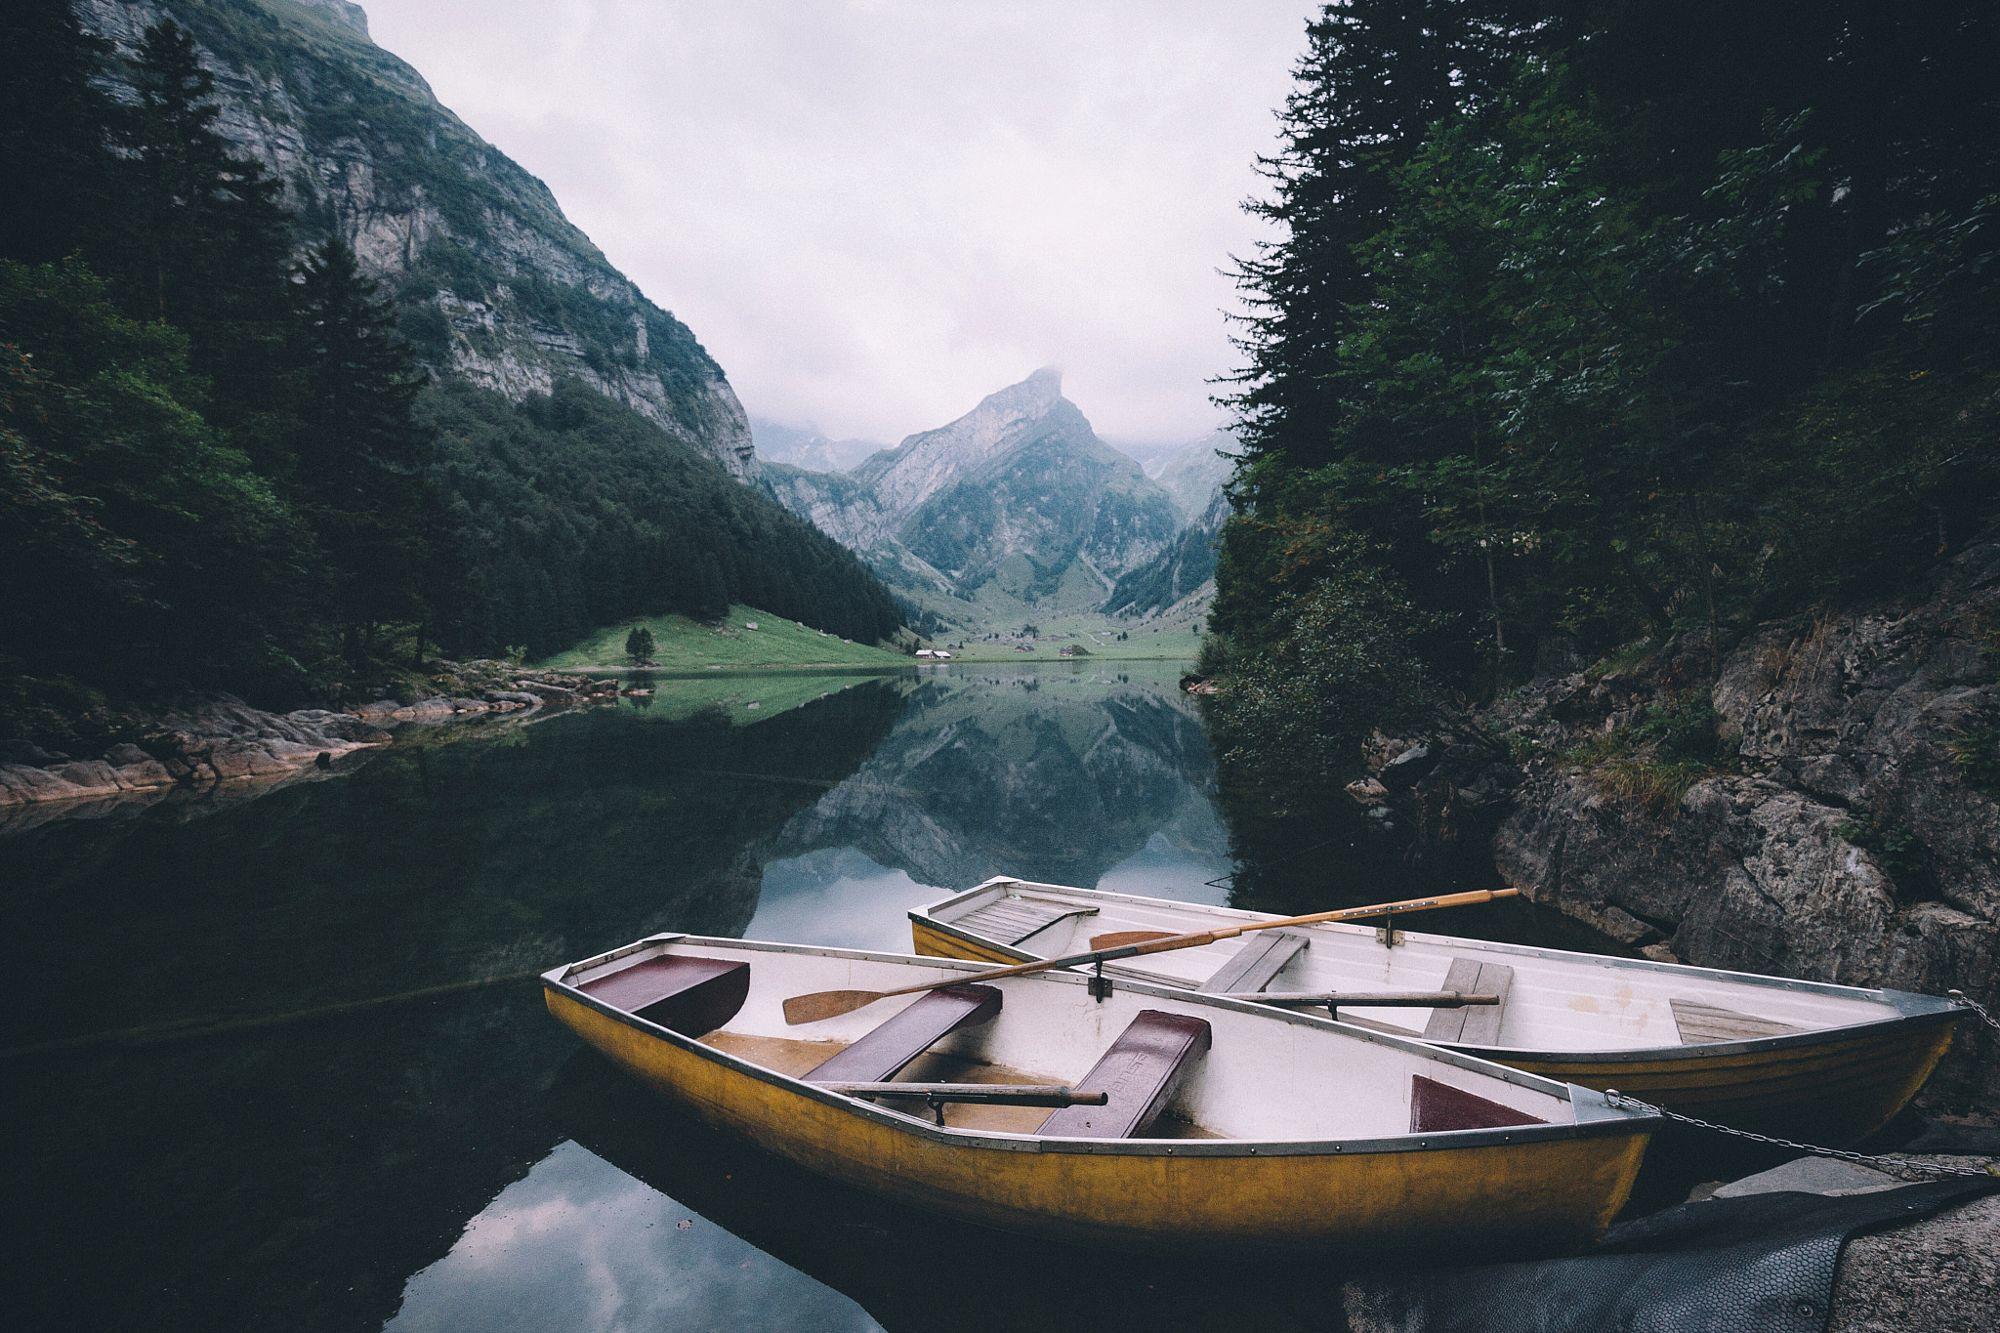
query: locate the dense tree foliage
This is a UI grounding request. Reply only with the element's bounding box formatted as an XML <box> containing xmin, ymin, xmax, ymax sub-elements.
<box><xmin>1210</xmin><ymin>0</ymin><xmax>2000</xmax><ymax>773</ymax></box>
<box><xmin>0</xmin><ymin>4</ymin><xmax>898</xmax><ymax>730</ymax></box>
<box><xmin>422</xmin><ymin>380</ymin><xmax>901</xmax><ymax>656</ymax></box>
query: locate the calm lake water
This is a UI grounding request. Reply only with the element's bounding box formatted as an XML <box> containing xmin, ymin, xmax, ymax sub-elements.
<box><xmin>4</xmin><ymin>661</ymin><xmax>1714</xmax><ymax>1332</ymax></box>
<box><xmin>6</xmin><ymin>662</ymin><xmax>1362</xmax><ymax>1332</ymax></box>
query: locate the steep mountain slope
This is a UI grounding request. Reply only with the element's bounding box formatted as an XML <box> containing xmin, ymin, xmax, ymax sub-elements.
<box><xmin>1106</xmin><ymin>483</ymin><xmax>1227</xmax><ymax>616</ymax></box>
<box><xmin>80</xmin><ymin>0</ymin><xmax>754</xmax><ymax>475</ymax></box>
<box><xmin>1150</xmin><ymin>433</ymin><xmax>1234</xmax><ymax>519</ymax></box>
<box><xmin>1108</xmin><ymin>433</ymin><xmax>1236</xmax><ymax>616</ymax></box>
<box><xmin>761</xmin><ymin>369</ymin><xmax>1182</xmax><ymax>628</ymax></box>
<box><xmin>70</xmin><ymin>0</ymin><xmax>902</xmax><ymax>653</ymax></box>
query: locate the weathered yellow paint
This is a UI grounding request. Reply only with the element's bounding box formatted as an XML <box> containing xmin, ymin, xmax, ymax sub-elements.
<box><xmin>912</xmin><ymin>916</ymin><xmax>1956</xmax><ymax>1146</ymax></box>
<box><xmin>546</xmin><ymin>986</ymin><xmax>1650</xmax><ymax>1257</ymax></box>
<box><xmin>910</xmin><ymin>920</ymin><xmax>1018</xmax><ymax>965</ymax></box>
<box><xmin>1511</xmin><ymin>1022</ymin><xmax>1955</xmax><ymax>1143</ymax></box>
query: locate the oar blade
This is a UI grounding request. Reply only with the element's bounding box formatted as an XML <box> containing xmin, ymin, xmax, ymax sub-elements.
<box><xmin>782</xmin><ymin>989</ymin><xmax>885</xmax><ymax>1026</ymax></box>
<box><xmin>1089</xmin><ymin>930</ymin><xmax>1176</xmax><ymax>950</ymax></box>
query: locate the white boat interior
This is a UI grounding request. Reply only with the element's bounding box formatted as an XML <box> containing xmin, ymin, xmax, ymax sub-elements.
<box><xmin>920</xmin><ymin>881</ymin><xmax>1919</xmax><ymax>1054</ymax></box>
<box><xmin>553</xmin><ymin>936</ymin><xmax>1607</xmax><ymax>1145</ymax></box>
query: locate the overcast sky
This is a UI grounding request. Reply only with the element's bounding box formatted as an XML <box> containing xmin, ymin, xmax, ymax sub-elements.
<box><xmin>362</xmin><ymin>1</ymin><xmax>1316</xmax><ymax>444</ymax></box>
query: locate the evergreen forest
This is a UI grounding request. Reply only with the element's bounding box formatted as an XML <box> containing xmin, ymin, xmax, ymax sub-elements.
<box><xmin>0</xmin><ymin>3</ymin><xmax>900</xmax><ymax>738</ymax></box>
<box><xmin>1207</xmin><ymin>0</ymin><xmax>1999</xmax><ymax>782</ymax></box>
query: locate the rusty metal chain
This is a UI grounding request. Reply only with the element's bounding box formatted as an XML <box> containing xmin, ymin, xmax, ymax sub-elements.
<box><xmin>1602</xmin><ymin>1089</ymin><xmax>2000</xmax><ymax>1181</ymax></box>
<box><xmin>1949</xmin><ymin>989</ymin><xmax>2000</xmax><ymax>1035</ymax></box>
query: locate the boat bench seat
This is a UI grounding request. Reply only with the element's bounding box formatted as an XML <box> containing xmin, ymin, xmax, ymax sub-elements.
<box><xmin>805</xmin><ymin>985</ymin><xmax>1002</xmax><ymax>1084</ymax></box>
<box><xmin>1408</xmin><ymin>1074</ymin><xmax>1545</xmax><ymax>1132</ymax></box>
<box><xmin>1425</xmin><ymin>958</ymin><xmax>1515</xmax><ymax>1045</ymax></box>
<box><xmin>955</xmin><ymin>896</ymin><xmax>1098</xmax><ymax>945</ymax></box>
<box><xmin>1039</xmin><ymin>1010</ymin><xmax>1212</xmax><ymax>1139</ymax></box>
<box><xmin>578</xmin><ymin>955</ymin><xmax>750</xmax><ymax>1037</ymax></box>
<box><xmin>1197</xmin><ymin>930</ymin><xmax>1309</xmax><ymax>995</ymax></box>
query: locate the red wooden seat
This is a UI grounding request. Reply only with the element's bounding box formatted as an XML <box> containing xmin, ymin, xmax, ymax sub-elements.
<box><xmin>1038</xmin><ymin>1010</ymin><xmax>1211</xmax><ymax>1139</ymax></box>
<box><xmin>1408</xmin><ymin>1074</ymin><xmax>1546</xmax><ymax>1132</ymax></box>
<box><xmin>805</xmin><ymin>984</ymin><xmax>1003</xmax><ymax>1084</ymax></box>
<box><xmin>577</xmin><ymin>955</ymin><xmax>750</xmax><ymax>1037</ymax></box>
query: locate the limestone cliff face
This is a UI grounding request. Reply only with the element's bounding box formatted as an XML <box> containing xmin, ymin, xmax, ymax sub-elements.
<box><xmin>1485</xmin><ymin>533</ymin><xmax>2000</xmax><ymax>1110</ymax></box>
<box><xmin>760</xmin><ymin>369</ymin><xmax>1183</xmax><ymax>625</ymax></box>
<box><xmin>78</xmin><ymin>0</ymin><xmax>755</xmax><ymax>476</ymax></box>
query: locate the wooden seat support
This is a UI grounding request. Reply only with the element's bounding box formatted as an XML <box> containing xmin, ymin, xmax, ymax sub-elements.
<box><xmin>578</xmin><ymin>955</ymin><xmax>750</xmax><ymax>1037</ymax></box>
<box><xmin>1424</xmin><ymin>958</ymin><xmax>1515</xmax><ymax>1045</ymax></box>
<box><xmin>805</xmin><ymin>985</ymin><xmax>1002</xmax><ymax>1084</ymax></box>
<box><xmin>1038</xmin><ymin>1010</ymin><xmax>1212</xmax><ymax>1139</ymax></box>
<box><xmin>1197</xmin><ymin>930</ymin><xmax>1309</xmax><ymax>995</ymax></box>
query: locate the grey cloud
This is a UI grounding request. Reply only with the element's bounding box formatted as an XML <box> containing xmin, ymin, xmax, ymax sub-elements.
<box><xmin>363</xmin><ymin>1</ymin><xmax>1316</xmax><ymax>442</ymax></box>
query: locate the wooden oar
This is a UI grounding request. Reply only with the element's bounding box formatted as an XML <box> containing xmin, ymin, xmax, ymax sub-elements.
<box><xmin>782</xmin><ymin>887</ymin><xmax>1519</xmax><ymax>1024</ymax></box>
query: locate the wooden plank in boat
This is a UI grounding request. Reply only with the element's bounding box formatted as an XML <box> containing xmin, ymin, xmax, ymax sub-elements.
<box><xmin>956</xmin><ymin>897</ymin><xmax>1097</xmax><ymax>945</ymax></box>
<box><xmin>1670</xmin><ymin>997</ymin><xmax>1803</xmax><ymax>1046</ymax></box>
<box><xmin>1039</xmin><ymin>1010</ymin><xmax>1212</xmax><ymax>1139</ymax></box>
<box><xmin>578</xmin><ymin>955</ymin><xmax>750</xmax><ymax>1036</ymax></box>
<box><xmin>804</xmin><ymin>984</ymin><xmax>1001</xmax><ymax>1084</ymax></box>
<box><xmin>1425</xmin><ymin>959</ymin><xmax>1515</xmax><ymax>1045</ymax></box>
<box><xmin>1197</xmin><ymin>930</ymin><xmax>1309</xmax><ymax>994</ymax></box>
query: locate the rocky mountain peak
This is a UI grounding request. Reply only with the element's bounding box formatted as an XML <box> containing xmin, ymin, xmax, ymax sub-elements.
<box><xmin>979</xmin><ymin>365</ymin><xmax>1063</xmax><ymax>415</ymax></box>
<box><xmin>296</xmin><ymin>0</ymin><xmax>369</xmax><ymax>37</ymax></box>
<box><xmin>855</xmin><ymin>368</ymin><xmax>1086</xmax><ymax>518</ymax></box>
<box><xmin>762</xmin><ymin>369</ymin><xmax>1184</xmax><ymax>630</ymax></box>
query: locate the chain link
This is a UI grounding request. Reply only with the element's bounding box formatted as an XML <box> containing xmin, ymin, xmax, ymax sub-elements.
<box><xmin>1949</xmin><ymin>989</ymin><xmax>2000</xmax><ymax>1035</ymax></box>
<box><xmin>1601</xmin><ymin>1089</ymin><xmax>2000</xmax><ymax>1181</ymax></box>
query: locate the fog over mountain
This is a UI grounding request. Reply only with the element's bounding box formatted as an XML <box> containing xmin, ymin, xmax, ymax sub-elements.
<box><xmin>358</xmin><ymin>0</ymin><xmax>1316</xmax><ymax>443</ymax></box>
<box><xmin>760</xmin><ymin>369</ymin><xmax>1187</xmax><ymax>628</ymax></box>
<box><xmin>748</xmin><ymin>419</ymin><xmax>888</xmax><ymax>475</ymax></box>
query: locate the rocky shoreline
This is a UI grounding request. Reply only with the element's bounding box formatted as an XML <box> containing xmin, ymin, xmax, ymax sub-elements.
<box><xmin>1338</xmin><ymin>531</ymin><xmax>2000</xmax><ymax>1116</ymax></box>
<box><xmin>0</xmin><ymin>663</ymin><xmax>634</xmax><ymax>829</ymax></box>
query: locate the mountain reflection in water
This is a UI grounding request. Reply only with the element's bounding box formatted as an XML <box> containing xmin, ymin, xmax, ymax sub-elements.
<box><xmin>1</xmin><ymin>663</ymin><xmax>1244</xmax><ymax>1332</ymax></box>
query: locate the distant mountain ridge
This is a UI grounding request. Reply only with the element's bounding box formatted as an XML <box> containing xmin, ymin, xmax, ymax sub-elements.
<box><xmin>759</xmin><ymin>370</ymin><xmax>1185</xmax><ymax>628</ymax></box>
<box><xmin>748</xmin><ymin>419</ymin><xmax>885</xmax><ymax>473</ymax></box>
<box><xmin>1108</xmin><ymin>431</ymin><xmax>1236</xmax><ymax>616</ymax></box>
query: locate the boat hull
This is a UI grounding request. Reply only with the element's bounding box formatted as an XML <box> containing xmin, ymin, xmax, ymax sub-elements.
<box><xmin>911</xmin><ymin>915</ymin><xmax>1956</xmax><ymax>1144</ymax></box>
<box><xmin>545</xmin><ymin>985</ymin><xmax>1650</xmax><ymax>1257</ymax></box>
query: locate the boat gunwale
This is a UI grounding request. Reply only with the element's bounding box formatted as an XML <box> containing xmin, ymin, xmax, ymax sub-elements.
<box><xmin>912</xmin><ymin>903</ymin><xmax>1964</xmax><ymax>1067</ymax></box>
<box><xmin>913</xmin><ymin>878</ymin><xmax>1966</xmax><ymax>1055</ymax></box>
<box><xmin>544</xmin><ymin>933</ymin><xmax>1661</xmax><ymax>1159</ymax></box>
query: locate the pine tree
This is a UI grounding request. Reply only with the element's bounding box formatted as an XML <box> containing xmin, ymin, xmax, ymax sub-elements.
<box><xmin>119</xmin><ymin>19</ymin><xmax>294</xmax><ymax>425</ymax></box>
<box><xmin>290</xmin><ymin>236</ymin><xmax>432</xmax><ymax>665</ymax></box>
<box><xmin>1221</xmin><ymin>2</ymin><xmax>1522</xmax><ymax>480</ymax></box>
<box><xmin>0</xmin><ymin>2</ymin><xmax>125</xmax><ymax>267</ymax></box>
<box><xmin>624</xmin><ymin>625</ymin><xmax>656</xmax><ymax>663</ymax></box>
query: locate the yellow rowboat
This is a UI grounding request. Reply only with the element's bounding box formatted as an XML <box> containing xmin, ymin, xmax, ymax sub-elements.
<box><xmin>911</xmin><ymin>878</ymin><xmax>1965</xmax><ymax>1146</ymax></box>
<box><xmin>543</xmin><ymin>934</ymin><xmax>1659</xmax><ymax>1257</ymax></box>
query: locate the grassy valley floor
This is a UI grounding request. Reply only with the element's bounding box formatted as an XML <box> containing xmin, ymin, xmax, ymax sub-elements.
<box><xmin>536</xmin><ymin>606</ymin><xmax>909</xmax><ymax>673</ymax></box>
<box><xmin>925</xmin><ymin>595</ymin><xmax>1209</xmax><ymax>663</ymax></box>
